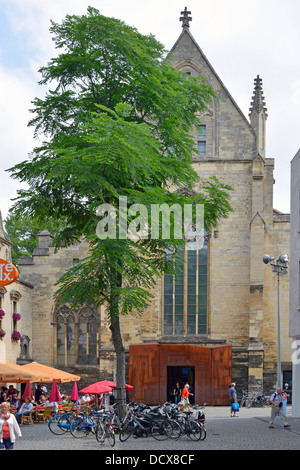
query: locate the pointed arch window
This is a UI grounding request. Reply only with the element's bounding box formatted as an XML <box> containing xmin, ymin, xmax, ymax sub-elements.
<box><xmin>55</xmin><ymin>305</ymin><xmax>99</xmax><ymax>366</ymax></box>
<box><xmin>78</xmin><ymin>307</ymin><xmax>98</xmax><ymax>365</ymax></box>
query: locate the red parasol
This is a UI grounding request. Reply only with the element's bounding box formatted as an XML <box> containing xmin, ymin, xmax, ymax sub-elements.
<box><xmin>79</xmin><ymin>382</ymin><xmax>113</xmax><ymax>395</ymax></box>
<box><xmin>22</xmin><ymin>379</ymin><xmax>34</xmax><ymax>401</ymax></box>
<box><xmin>98</xmin><ymin>380</ymin><xmax>133</xmax><ymax>391</ymax></box>
<box><xmin>49</xmin><ymin>379</ymin><xmax>61</xmax><ymax>402</ymax></box>
<box><xmin>70</xmin><ymin>381</ymin><xmax>79</xmax><ymax>401</ymax></box>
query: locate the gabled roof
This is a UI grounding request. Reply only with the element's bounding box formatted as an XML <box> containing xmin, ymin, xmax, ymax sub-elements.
<box><xmin>168</xmin><ymin>28</ymin><xmax>254</xmax><ymax>135</ymax></box>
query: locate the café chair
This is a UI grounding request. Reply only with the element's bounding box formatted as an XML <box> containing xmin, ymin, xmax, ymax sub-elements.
<box><xmin>20</xmin><ymin>411</ymin><xmax>34</xmax><ymax>426</ymax></box>
<box><xmin>42</xmin><ymin>406</ymin><xmax>53</xmax><ymax>423</ymax></box>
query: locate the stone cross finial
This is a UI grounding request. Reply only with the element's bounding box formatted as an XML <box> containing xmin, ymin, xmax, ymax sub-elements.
<box><xmin>180</xmin><ymin>7</ymin><xmax>192</xmax><ymax>28</ymax></box>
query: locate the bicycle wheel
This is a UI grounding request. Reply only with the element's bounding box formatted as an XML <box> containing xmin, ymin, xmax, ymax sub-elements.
<box><xmin>198</xmin><ymin>423</ymin><xmax>207</xmax><ymax>440</ymax></box>
<box><xmin>187</xmin><ymin>420</ymin><xmax>202</xmax><ymax>441</ymax></box>
<box><xmin>119</xmin><ymin>421</ymin><xmax>134</xmax><ymax>442</ymax></box>
<box><xmin>95</xmin><ymin>421</ymin><xmax>106</xmax><ymax>443</ymax></box>
<box><xmin>106</xmin><ymin>424</ymin><xmax>115</xmax><ymax>447</ymax></box>
<box><xmin>70</xmin><ymin>418</ymin><xmax>87</xmax><ymax>438</ymax></box>
<box><xmin>151</xmin><ymin>421</ymin><xmax>173</xmax><ymax>441</ymax></box>
<box><xmin>48</xmin><ymin>415</ymin><xmax>69</xmax><ymax>435</ymax></box>
<box><xmin>169</xmin><ymin>419</ymin><xmax>182</xmax><ymax>439</ymax></box>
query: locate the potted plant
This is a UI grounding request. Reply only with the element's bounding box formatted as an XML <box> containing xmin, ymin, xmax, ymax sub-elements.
<box><xmin>0</xmin><ymin>309</ymin><xmax>5</xmax><ymax>319</ymax></box>
<box><xmin>0</xmin><ymin>329</ymin><xmax>6</xmax><ymax>339</ymax></box>
<box><xmin>12</xmin><ymin>313</ymin><xmax>21</xmax><ymax>321</ymax></box>
<box><xmin>11</xmin><ymin>331</ymin><xmax>21</xmax><ymax>342</ymax></box>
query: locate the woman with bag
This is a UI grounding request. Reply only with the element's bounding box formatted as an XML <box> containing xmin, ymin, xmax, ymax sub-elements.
<box><xmin>228</xmin><ymin>383</ymin><xmax>238</xmax><ymax>417</ymax></box>
<box><xmin>180</xmin><ymin>384</ymin><xmax>193</xmax><ymax>411</ymax></box>
<box><xmin>0</xmin><ymin>402</ymin><xmax>22</xmax><ymax>450</ymax></box>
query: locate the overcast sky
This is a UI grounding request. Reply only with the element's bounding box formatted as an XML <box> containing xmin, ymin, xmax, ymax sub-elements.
<box><xmin>0</xmin><ymin>0</ymin><xmax>299</xmax><ymax>221</ymax></box>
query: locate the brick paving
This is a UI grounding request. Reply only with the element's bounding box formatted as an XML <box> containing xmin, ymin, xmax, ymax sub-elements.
<box><xmin>11</xmin><ymin>405</ymin><xmax>300</xmax><ymax>452</ymax></box>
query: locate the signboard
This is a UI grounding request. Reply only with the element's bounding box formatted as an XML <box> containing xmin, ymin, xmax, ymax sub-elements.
<box><xmin>0</xmin><ymin>258</ymin><xmax>19</xmax><ymax>286</ymax></box>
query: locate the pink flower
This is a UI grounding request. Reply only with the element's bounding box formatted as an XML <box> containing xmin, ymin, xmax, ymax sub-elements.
<box><xmin>11</xmin><ymin>331</ymin><xmax>21</xmax><ymax>341</ymax></box>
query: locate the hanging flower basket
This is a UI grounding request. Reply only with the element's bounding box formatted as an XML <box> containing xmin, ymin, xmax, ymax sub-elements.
<box><xmin>0</xmin><ymin>329</ymin><xmax>6</xmax><ymax>339</ymax></box>
<box><xmin>11</xmin><ymin>331</ymin><xmax>21</xmax><ymax>342</ymax></box>
<box><xmin>12</xmin><ymin>312</ymin><xmax>21</xmax><ymax>321</ymax></box>
<box><xmin>0</xmin><ymin>309</ymin><xmax>5</xmax><ymax>319</ymax></box>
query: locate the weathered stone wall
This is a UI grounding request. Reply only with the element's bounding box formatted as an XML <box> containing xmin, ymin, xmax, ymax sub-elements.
<box><xmin>11</xmin><ymin>24</ymin><xmax>292</xmax><ymax>399</ymax></box>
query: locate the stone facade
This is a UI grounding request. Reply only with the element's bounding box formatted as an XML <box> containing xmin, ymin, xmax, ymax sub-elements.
<box><xmin>2</xmin><ymin>12</ymin><xmax>292</xmax><ymax>399</ymax></box>
<box><xmin>0</xmin><ymin>213</ymin><xmax>33</xmax><ymax>368</ymax></box>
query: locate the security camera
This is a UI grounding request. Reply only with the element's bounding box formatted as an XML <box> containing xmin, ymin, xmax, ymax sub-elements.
<box><xmin>262</xmin><ymin>254</ymin><xmax>275</xmax><ymax>264</ymax></box>
<box><xmin>279</xmin><ymin>254</ymin><xmax>289</xmax><ymax>264</ymax></box>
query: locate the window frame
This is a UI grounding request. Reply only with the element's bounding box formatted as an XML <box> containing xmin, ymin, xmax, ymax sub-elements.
<box><xmin>163</xmin><ymin>238</ymin><xmax>208</xmax><ymax>336</ymax></box>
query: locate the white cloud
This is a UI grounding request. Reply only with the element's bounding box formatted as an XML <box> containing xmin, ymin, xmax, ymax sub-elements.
<box><xmin>0</xmin><ymin>0</ymin><xmax>299</xmax><ymax>218</ymax></box>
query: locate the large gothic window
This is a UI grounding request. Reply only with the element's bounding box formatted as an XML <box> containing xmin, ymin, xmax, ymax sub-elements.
<box><xmin>163</xmin><ymin>237</ymin><xmax>208</xmax><ymax>335</ymax></box>
<box><xmin>56</xmin><ymin>305</ymin><xmax>99</xmax><ymax>366</ymax></box>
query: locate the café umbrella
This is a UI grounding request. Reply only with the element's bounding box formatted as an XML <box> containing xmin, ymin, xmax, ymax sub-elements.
<box><xmin>21</xmin><ymin>379</ymin><xmax>34</xmax><ymax>401</ymax></box>
<box><xmin>0</xmin><ymin>361</ymin><xmax>42</xmax><ymax>383</ymax></box>
<box><xmin>97</xmin><ymin>380</ymin><xmax>134</xmax><ymax>391</ymax></box>
<box><xmin>79</xmin><ymin>382</ymin><xmax>113</xmax><ymax>395</ymax></box>
<box><xmin>49</xmin><ymin>379</ymin><xmax>61</xmax><ymax>402</ymax></box>
<box><xmin>70</xmin><ymin>381</ymin><xmax>79</xmax><ymax>402</ymax></box>
<box><xmin>21</xmin><ymin>362</ymin><xmax>80</xmax><ymax>383</ymax></box>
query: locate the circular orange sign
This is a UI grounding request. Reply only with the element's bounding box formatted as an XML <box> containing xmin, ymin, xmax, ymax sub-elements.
<box><xmin>0</xmin><ymin>258</ymin><xmax>19</xmax><ymax>286</ymax></box>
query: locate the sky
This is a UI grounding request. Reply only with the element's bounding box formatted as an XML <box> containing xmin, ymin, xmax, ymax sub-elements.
<box><xmin>0</xmin><ymin>0</ymin><xmax>299</xmax><ymax>222</ymax></box>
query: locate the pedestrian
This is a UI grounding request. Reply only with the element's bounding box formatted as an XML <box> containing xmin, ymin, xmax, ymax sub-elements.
<box><xmin>181</xmin><ymin>384</ymin><xmax>193</xmax><ymax>411</ymax></box>
<box><xmin>0</xmin><ymin>402</ymin><xmax>22</xmax><ymax>450</ymax></box>
<box><xmin>269</xmin><ymin>387</ymin><xmax>290</xmax><ymax>429</ymax></box>
<box><xmin>229</xmin><ymin>382</ymin><xmax>238</xmax><ymax>417</ymax></box>
<box><xmin>173</xmin><ymin>382</ymin><xmax>181</xmax><ymax>405</ymax></box>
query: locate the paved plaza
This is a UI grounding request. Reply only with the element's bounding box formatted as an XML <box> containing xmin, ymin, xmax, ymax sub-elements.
<box><xmin>10</xmin><ymin>405</ymin><xmax>300</xmax><ymax>453</ymax></box>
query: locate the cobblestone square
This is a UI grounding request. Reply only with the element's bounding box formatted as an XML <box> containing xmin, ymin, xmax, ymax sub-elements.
<box><xmin>10</xmin><ymin>406</ymin><xmax>300</xmax><ymax>453</ymax></box>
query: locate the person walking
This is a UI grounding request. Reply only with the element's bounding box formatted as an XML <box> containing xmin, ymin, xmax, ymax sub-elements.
<box><xmin>229</xmin><ymin>383</ymin><xmax>238</xmax><ymax>417</ymax></box>
<box><xmin>181</xmin><ymin>384</ymin><xmax>193</xmax><ymax>411</ymax></box>
<box><xmin>0</xmin><ymin>402</ymin><xmax>22</xmax><ymax>450</ymax></box>
<box><xmin>269</xmin><ymin>387</ymin><xmax>290</xmax><ymax>429</ymax></box>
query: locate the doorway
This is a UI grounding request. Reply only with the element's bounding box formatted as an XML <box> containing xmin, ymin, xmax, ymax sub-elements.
<box><xmin>167</xmin><ymin>366</ymin><xmax>195</xmax><ymax>404</ymax></box>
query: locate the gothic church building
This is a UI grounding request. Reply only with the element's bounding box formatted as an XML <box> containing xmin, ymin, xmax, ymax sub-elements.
<box><xmin>4</xmin><ymin>9</ymin><xmax>291</xmax><ymax>404</ymax></box>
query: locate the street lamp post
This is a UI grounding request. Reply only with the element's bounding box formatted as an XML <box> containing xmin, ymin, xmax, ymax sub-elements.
<box><xmin>263</xmin><ymin>254</ymin><xmax>289</xmax><ymax>388</ymax></box>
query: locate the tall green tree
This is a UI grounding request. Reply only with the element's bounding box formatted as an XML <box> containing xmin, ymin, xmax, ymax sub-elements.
<box><xmin>7</xmin><ymin>8</ymin><xmax>232</xmax><ymax>412</ymax></box>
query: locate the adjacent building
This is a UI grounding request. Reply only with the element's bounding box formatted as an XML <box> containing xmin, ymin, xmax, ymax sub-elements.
<box><xmin>290</xmin><ymin>150</ymin><xmax>300</xmax><ymax>416</ymax></box>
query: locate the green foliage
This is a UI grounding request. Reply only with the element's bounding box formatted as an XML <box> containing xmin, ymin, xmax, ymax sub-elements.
<box><xmin>4</xmin><ymin>211</ymin><xmax>66</xmax><ymax>265</ymax></box>
<box><xmin>7</xmin><ymin>8</ymin><xmax>232</xmax><ymax>324</ymax></box>
<box><xmin>4</xmin><ymin>212</ymin><xmax>40</xmax><ymax>265</ymax></box>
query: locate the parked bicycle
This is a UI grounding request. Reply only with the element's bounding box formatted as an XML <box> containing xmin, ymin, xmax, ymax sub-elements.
<box><xmin>239</xmin><ymin>390</ymin><xmax>249</xmax><ymax>408</ymax></box>
<box><xmin>172</xmin><ymin>410</ymin><xmax>203</xmax><ymax>441</ymax></box>
<box><xmin>119</xmin><ymin>405</ymin><xmax>173</xmax><ymax>441</ymax></box>
<box><xmin>70</xmin><ymin>408</ymin><xmax>97</xmax><ymax>438</ymax></box>
<box><xmin>247</xmin><ymin>394</ymin><xmax>270</xmax><ymax>408</ymax></box>
<box><xmin>157</xmin><ymin>402</ymin><xmax>205</xmax><ymax>441</ymax></box>
<box><xmin>48</xmin><ymin>409</ymin><xmax>78</xmax><ymax>435</ymax></box>
<box><xmin>94</xmin><ymin>412</ymin><xmax>115</xmax><ymax>447</ymax></box>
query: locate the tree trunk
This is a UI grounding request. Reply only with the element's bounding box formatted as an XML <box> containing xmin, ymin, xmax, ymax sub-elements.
<box><xmin>110</xmin><ymin>314</ymin><xmax>127</xmax><ymax>418</ymax></box>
